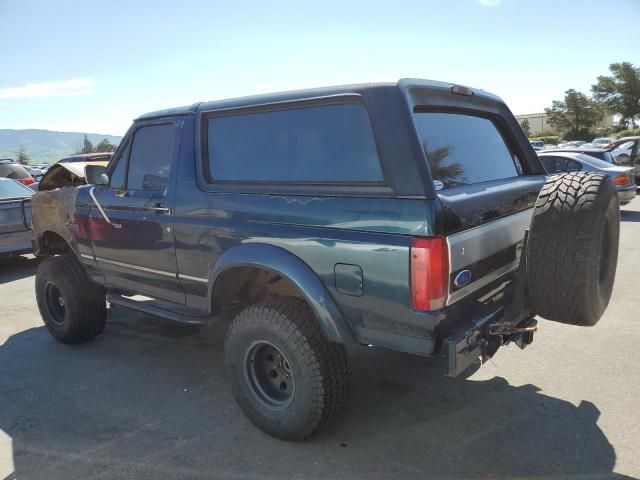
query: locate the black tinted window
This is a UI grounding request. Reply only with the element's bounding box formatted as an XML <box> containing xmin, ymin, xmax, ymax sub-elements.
<box><xmin>127</xmin><ymin>124</ymin><xmax>175</xmax><ymax>191</ymax></box>
<box><xmin>207</xmin><ymin>104</ymin><xmax>382</xmax><ymax>183</ymax></box>
<box><xmin>566</xmin><ymin>160</ymin><xmax>582</xmax><ymax>172</ymax></box>
<box><xmin>414</xmin><ymin>112</ymin><xmax>519</xmax><ymax>189</ymax></box>
<box><xmin>539</xmin><ymin>156</ymin><xmax>556</xmax><ymax>172</ymax></box>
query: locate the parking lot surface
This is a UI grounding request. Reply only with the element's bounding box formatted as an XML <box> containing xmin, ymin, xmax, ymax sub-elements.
<box><xmin>1</xmin><ymin>197</ymin><xmax>639</xmax><ymax>480</ymax></box>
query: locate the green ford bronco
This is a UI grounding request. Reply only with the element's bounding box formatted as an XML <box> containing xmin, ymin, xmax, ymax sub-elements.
<box><xmin>31</xmin><ymin>79</ymin><xmax>620</xmax><ymax>440</ymax></box>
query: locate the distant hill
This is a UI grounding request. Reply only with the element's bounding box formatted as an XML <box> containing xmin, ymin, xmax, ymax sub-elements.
<box><xmin>0</xmin><ymin>129</ymin><xmax>123</xmax><ymax>164</ymax></box>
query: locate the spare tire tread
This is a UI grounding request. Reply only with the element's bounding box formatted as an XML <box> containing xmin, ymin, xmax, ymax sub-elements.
<box><xmin>528</xmin><ymin>172</ymin><xmax>619</xmax><ymax>326</ymax></box>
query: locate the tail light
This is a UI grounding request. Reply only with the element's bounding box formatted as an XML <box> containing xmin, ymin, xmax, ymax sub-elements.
<box><xmin>614</xmin><ymin>174</ymin><xmax>631</xmax><ymax>186</ymax></box>
<box><xmin>19</xmin><ymin>177</ymin><xmax>35</xmax><ymax>186</ymax></box>
<box><xmin>410</xmin><ymin>237</ymin><xmax>449</xmax><ymax>311</ymax></box>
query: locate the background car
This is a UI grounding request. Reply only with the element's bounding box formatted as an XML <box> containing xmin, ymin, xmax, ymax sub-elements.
<box><xmin>530</xmin><ymin>140</ymin><xmax>545</xmax><ymax>149</ymax></box>
<box><xmin>557</xmin><ymin>140</ymin><xmax>587</xmax><ymax>148</ymax></box>
<box><xmin>0</xmin><ymin>159</ymin><xmax>36</xmax><ymax>186</ymax></box>
<box><xmin>538</xmin><ymin>151</ymin><xmax>636</xmax><ymax>205</ymax></box>
<box><xmin>0</xmin><ymin>177</ymin><xmax>34</xmax><ymax>258</ymax></box>
<box><xmin>23</xmin><ymin>165</ymin><xmax>41</xmax><ymax>175</ymax></box>
<box><xmin>57</xmin><ymin>152</ymin><xmax>113</xmax><ymax>164</ymax></box>
<box><xmin>593</xmin><ymin>137</ymin><xmax>614</xmax><ymax>147</ymax></box>
<box><xmin>607</xmin><ymin>137</ymin><xmax>639</xmax><ymax>184</ymax></box>
<box><xmin>550</xmin><ymin>147</ymin><xmax>619</xmax><ymax>164</ymax></box>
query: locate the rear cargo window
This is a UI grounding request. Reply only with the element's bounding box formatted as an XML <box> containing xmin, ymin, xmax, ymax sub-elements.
<box><xmin>413</xmin><ymin>112</ymin><xmax>519</xmax><ymax>189</ymax></box>
<box><xmin>205</xmin><ymin>104</ymin><xmax>383</xmax><ymax>183</ymax></box>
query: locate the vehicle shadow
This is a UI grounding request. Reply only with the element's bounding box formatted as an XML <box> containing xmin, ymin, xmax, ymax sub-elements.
<box><xmin>621</xmin><ymin>209</ymin><xmax>640</xmax><ymax>222</ymax></box>
<box><xmin>0</xmin><ymin>255</ymin><xmax>38</xmax><ymax>284</ymax></box>
<box><xmin>0</xmin><ymin>309</ymin><xmax>636</xmax><ymax>480</ymax></box>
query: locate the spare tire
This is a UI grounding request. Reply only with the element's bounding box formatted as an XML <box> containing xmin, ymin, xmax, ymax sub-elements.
<box><xmin>527</xmin><ymin>172</ymin><xmax>620</xmax><ymax>326</ymax></box>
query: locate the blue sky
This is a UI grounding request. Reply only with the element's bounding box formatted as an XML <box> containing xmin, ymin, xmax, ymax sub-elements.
<box><xmin>1</xmin><ymin>0</ymin><xmax>638</xmax><ymax>136</ymax></box>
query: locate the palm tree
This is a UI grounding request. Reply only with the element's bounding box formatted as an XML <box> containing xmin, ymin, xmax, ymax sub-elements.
<box><xmin>423</xmin><ymin>144</ymin><xmax>465</xmax><ymax>186</ymax></box>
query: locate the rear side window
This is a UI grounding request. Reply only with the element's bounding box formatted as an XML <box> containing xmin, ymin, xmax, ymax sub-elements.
<box><xmin>539</xmin><ymin>156</ymin><xmax>556</xmax><ymax>173</ymax></box>
<box><xmin>126</xmin><ymin>124</ymin><xmax>176</xmax><ymax>191</ymax></box>
<box><xmin>413</xmin><ymin>112</ymin><xmax>519</xmax><ymax>189</ymax></box>
<box><xmin>206</xmin><ymin>104</ymin><xmax>383</xmax><ymax>183</ymax></box>
<box><xmin>0</xmin><ymin>164</ymin><xmax>30</xmax><ymax>180</ymax></box>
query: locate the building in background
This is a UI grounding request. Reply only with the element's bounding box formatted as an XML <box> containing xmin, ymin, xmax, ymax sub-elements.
<box><xmin>515</xmin><ymin>112</ymin><xmax>614</xmax><ymax>137</ymax></box>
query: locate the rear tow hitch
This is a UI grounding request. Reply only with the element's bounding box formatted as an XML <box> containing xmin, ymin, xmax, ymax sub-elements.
<box><xmin>489</xmin><ymin>322</ymin><xmax>538</xmax><ymax>336</ymax></box>
<box><xmin>489</xmin><ymin>319</ymin><xmax>538</xmax><ymax>350</ymax></box>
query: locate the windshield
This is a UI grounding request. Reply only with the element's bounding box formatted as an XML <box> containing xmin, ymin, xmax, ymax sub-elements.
<box><xmin>577</xmin><ymin>154</ymin><xmax>618</xmax><ymax>169</ymax></box>
<box><xmin>0</xmin><ymin>179</ymin><xmax>34</xmax><ymax>198</ymax></box>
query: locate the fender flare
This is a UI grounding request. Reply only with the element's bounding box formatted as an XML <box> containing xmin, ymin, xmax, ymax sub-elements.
<box><xmin>208</xmin><ymin>243</ymin><xmax>355</xmax><ymax>344</ymax></box>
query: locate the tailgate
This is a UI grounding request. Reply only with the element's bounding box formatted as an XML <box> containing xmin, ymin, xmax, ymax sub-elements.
<box><xmin>446</xmin><ymin>207</ymin><xmax>533</xmax><ymax>305</ymax></box>
<box><xmin>437</xmin><ymin>176</ymin><xmax>545</xmax><ymax>306</ymax></box>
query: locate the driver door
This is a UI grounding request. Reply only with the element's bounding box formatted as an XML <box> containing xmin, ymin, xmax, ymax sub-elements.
<box><xmin>89</xmin><ymin>118</ymin><xmax>185</xmax><ymax>304</ymax></box>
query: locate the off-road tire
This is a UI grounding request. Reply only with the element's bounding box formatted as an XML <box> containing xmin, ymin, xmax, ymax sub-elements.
<box><xmin>35</xmin><ymin>254</ymin><xmax>107</xmax><ymax>343</ymax></box>
<box><xmin>224</xmin><ymin>297</ymin><xmax>350</xmax><ymax>441</ymax></box>
<box><xmin>527</xmin><ymin>172</ymin><xmax>619</xmax><ymax>326</ymax></box>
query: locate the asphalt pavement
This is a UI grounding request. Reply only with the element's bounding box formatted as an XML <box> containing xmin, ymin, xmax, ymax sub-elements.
<box><xmin>1</xmin><ymin>197</ymin><xmax>639</xmax><ymax>480</ymax></box>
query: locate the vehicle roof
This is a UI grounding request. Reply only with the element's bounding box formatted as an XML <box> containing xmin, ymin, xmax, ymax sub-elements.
<box><xmin>538</xmin><ymin>151</ymin><xmax>584</xmax><ymax>159</ymax></box>
<box><xmin>552</xmin><ymin>148</ymin><xmax>608</xmax><ymax>153</ymax></box>
<box><xmin>135</xmin><ymin>78</ymin><xmax>503</xmax><ymax>121</ymax></box>
<box><xmin>60</xmin><ymin>153</ymin><xmax>113</xmax><ymax>161</ymax></box>
<box><xmin>539</xmin><ymin>151</ymin><xmax>629</xmax><ymax>170</ymax></box>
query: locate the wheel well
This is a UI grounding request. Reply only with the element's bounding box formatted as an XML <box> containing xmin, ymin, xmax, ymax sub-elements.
<box><xmin>38</xmin><ymin>231</ymin><xmax>72</xmax><ymax>256</ymax></box>
<box><xmin>211</xmin><ymin>266</ymin><xmax>304</xmax><ymax>315</ymax></box>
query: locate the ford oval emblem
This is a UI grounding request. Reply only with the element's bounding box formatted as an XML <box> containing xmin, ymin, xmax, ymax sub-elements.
<box><xmin>454</xmin><ymin>270</ymin><xmax>472</xmax><ymax>288</ymax></box>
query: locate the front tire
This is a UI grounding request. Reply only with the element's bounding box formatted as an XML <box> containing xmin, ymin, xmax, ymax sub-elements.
<box><xmin>35</xmin><ymin>254</ymin><xmax>106</xmax><ymax>343</ymax></box>
<box><xmin>224</xmin><ymin>297</ymin><xmax>350</xmax><ymax>441</ymax></box>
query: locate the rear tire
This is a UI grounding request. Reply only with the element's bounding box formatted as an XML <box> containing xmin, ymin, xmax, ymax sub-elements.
<box><xmin>527</xmin><ymin>172</ymin><xmax>619</xmax><ymax>326</ymax></box>
<box><xmin>224</xmin><ymin>297</ymin><xmax>350</xmax><ymax>441</ymax></box>
<box><xmin>35</xmin><ymin>254</ymin><xmax>106</xmax><ymax>343</ymax></box>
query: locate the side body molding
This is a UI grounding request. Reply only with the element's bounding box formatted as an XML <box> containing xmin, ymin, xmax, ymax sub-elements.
<box><xmin>208</xmin><ymin>243</ymin><xmax>355</xmax><ymax>344</ymax></box>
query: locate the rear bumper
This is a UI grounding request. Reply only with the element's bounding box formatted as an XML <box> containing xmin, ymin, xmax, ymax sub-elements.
<box><xmin>446</xmin><ymin>308</ymin><xmax>536</xmax><ymax>377</ymax></box>
<box><xmin>0</xmin><ymin>231</ymin><xmax>33</xmax><ymax>257</ymax></box>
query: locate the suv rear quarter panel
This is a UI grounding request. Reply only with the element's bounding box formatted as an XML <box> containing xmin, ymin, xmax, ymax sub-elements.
<box><xmin>174</xmin><ymin>104</ymin><xmax>445</xmax><ymax>354</ymax></box>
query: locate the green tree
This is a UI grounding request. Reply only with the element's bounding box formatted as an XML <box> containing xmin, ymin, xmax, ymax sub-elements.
<box><xmin>95</xmin><ymin>138</ymin><xmax>118</xmax><ymax>152</ymax></box>
<box><xmin>519</xmin><ymin>118</ymin><xmax>531</xmax><ymax>137</ymax></box>
<box><xmin>79</xmin><ymin>134</ymin><xmax>94</xmax><ymax>154</ymax></box>
<box><xmin>592</xmin><ymin>62</ymin><xmax>640</xmax><ymax>129</ymax></box>
<box><xmin>16</xmin><ymin>146</ymin><xmax>30</xmax><ymax>165</ymax></box>
<box><xmin>545</xmin><ymin>89</ymin><xmax>603</xmax><ymax>139</ymax></box>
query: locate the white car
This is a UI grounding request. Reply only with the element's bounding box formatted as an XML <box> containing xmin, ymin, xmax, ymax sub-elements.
<box><xmin>608</xmin><ymin>137</ymin><xmax>639</xmax><ymax>184</ymax></box>
<box><xmin>593</xmin><ymin>137</ymin><xmax>614</xmax><ymax>147</ymax></box>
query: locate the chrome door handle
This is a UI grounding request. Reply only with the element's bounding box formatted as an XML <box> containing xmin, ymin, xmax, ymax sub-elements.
<box><xmin>148</xmin><ymin>206</ymin><xmax>172</xmax><ymax>214</ymax></box>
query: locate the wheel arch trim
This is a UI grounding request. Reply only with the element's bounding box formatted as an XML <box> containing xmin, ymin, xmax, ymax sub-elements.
<box><xmin>208</xmin><ymin>243</ymin><xmax>355</xmax><ymax>344</ymax></box>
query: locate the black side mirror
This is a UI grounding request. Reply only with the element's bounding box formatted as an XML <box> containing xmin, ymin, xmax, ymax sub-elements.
<box><xmin>85</xmin><ymin>165</ymin><xmax>109</xmax><ymax>185</ymax></box>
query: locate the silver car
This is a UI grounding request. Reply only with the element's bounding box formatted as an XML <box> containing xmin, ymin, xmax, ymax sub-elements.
<box><xmin>538</xmin><ymin>151</ymin><xmax>636</xmax><ymax>205</ymax></box>
<box><xmin>0</xmin><ymin>177</ymin><xmax>34</xmax><ymax>258</ymax></box>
